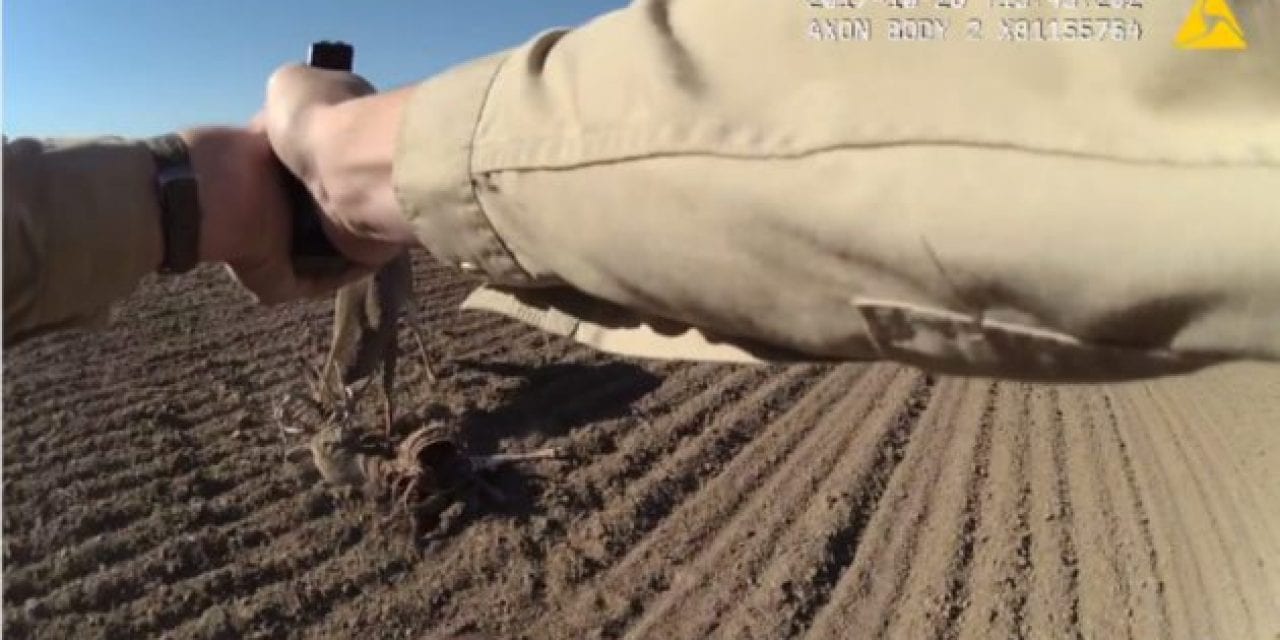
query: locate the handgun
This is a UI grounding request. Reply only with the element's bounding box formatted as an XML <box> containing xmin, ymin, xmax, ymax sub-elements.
<box><xmin>280</xmin><ymin>40</ymin><xmax>355</xmax><ymax>279</ymax></box>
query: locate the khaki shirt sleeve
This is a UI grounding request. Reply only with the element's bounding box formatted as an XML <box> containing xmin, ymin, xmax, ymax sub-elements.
<box><xmin>392</xmin><ymin>1</ymin><xmax>1280</xmax><ymax>380</ymax></box>
<box><xmin>3</xmin><ymin>137</ymin><xmax>164</xmax><ymax>345</ymax></box>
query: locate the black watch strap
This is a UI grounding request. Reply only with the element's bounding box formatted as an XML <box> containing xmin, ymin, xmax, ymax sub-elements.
<box><xmin>146</xmin><ymin>134</ymin><xmax>201</xmax><ymax>274</ymax></box>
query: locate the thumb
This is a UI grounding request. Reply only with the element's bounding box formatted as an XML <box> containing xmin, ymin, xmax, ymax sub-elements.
<box><xmin>263</xmin><ymin>64</ymin><xmax>375</xmax><ymax>180</ymax></box>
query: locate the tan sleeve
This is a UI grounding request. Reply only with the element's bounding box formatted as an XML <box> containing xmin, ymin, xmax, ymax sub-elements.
<box><xmin>3</xmin><ymin>137</ymin><xmax>163</xmax><ymax>345</ymax></box>
<box><xmin>392</xmin><ymin>1</ymin><xmax>1280</xmax><ymax>379</ymax></box>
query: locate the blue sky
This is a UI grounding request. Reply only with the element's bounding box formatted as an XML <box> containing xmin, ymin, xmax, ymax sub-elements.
<box><xmin>3</xmin><ymin>1</ymin><xmax>624</xmax><ymax>137</ymax></box>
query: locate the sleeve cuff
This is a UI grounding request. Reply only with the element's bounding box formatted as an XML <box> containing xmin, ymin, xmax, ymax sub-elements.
<box><xmin>392</xmin><ymin>51</ymin><xmax>532</xmax><ymax>285</ymax></box>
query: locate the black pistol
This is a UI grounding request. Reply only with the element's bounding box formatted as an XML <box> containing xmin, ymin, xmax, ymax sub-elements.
<box><xmin>281</xmin><ymin>40</ymin><xmax>355</xmax><ymax>279</ymax></box>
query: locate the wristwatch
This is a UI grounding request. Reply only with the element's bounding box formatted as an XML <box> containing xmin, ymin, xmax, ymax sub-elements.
<box><xmin>146</xmin><ymin>134</ymin><xmax>201</xmax><ymax>273</ymax></box>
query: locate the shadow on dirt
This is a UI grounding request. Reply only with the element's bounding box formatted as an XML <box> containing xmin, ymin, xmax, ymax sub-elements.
<box><xmin>412</xmin><ymin>358</ymin><xmax>663</xmax><ymax>534</ymax></box>
<box><xmin>451</xmin><ymin>358</ymin><xmax>663</xmax><ymax>449</ymax></box>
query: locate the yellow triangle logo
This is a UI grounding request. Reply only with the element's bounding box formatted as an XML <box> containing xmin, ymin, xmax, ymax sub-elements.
<box><xmin>1175</xmin><ymin>0</ymin><xmax>1248</xmax><ymax>50</ymax></box>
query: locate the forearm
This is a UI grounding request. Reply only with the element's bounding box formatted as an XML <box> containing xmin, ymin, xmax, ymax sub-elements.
<box><xmin>3</xmin><ymin>127</ymin><xmax>299</xmax><ymax>345</ymax></box>
<box><xmin>3</xmin><ymin>137</ymin><xmax>165</xmax><ymax>345</ymax></box>
<box><xmin>386</xmin><ymin>1</ymin><xmax>1279</xmax><ymax>377</ymax></box>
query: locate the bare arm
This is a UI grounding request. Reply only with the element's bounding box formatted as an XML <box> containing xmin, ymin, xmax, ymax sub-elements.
<box><xmin>1</xmin><ymin>120</ymin><xmax>391</xmax><ymax>345</ymax></box>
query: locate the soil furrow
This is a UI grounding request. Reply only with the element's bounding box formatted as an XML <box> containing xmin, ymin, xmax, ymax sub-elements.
<box><xmin>556</xmin><ymin>366</ymin><xmax>818</xmax><ymax>575</ymax></box>
<box><xmin>539</xmin><ymin>366</ymin><xmax>773</xmax><ymax>523</ymax></box>
<box><xmin>1018</xmin><ymin>384</ymin><xmax>1080</xmax><ymax>640</ymax></box>
<box><xmin>616</xmin><ymin>365</ymin><xmax>894</xmax><ymax>640</ymax></box>
<box><xmin>10</xmin><ymin>422</ymin><xmax>281</xmax><ymax>563</ymax></box>
<box><xmin>1113</xmin><ymin>384</ymin><xmax>1219</xmax><ymax>638</ymax></box>
<box><xmin>1158</xmin><ymin>375</ymin><xmax>1280</xmax><ymax>614</ymax></box>
<box><xmin>769</xmin><ymin>370</ymin><xmax>936</xmax><ymax>639</ymax></box>
<box><xmin>6</xmin><ymin>352</ymin><xmax>302</xmax><ymax>456</ymax></box>
<box><xmin>1091</xmin><ymin>389</ymin><xmax>1174</xmax><ymax>638</ymax></box>
<box><xmin>878</xmin><ymin>380</ymin><xmax>998</xmax><ymax>639</ymax></box>
<box><xmin>9</xmin><ymin>314</ymin><xmax>316</xmax><ymax>415</ymax></box>
<box><xmin>955</xmin><ymin>383</ymin><xmax>1033</xmax><ymax>639</ymax></box>
<box><xmin>148</xmin><ymin>510</ymin><xmax>373</xmax><ymax>636</ymax></box>
<box><xmin>1007</xmin><ymin>387</ymin><xmax>1035</xmax><ymax>638</ymax></box>
<box><xmin>444</xmin><ymin>322</ymin><xmax>558</xmax><ymax>365</ymax></box>
<box><xmin>1129</xmin><ymin>382</ymin><xmax>1260</xmax><ymax>638</ymax></box>
<box><xmin>705</xmin><ymin>367</ymin><xmax>936</xmax><ymax>640</ymax></box>
<box><xmin>803</xmin><ymin>377</ymin><xmax>977</xmax><ymax>637</ymax></box>
<box><xmin>168</xmin><ymin>528</ymin><xmax>397</xmax><ymax>639</ymax></box>
<box><xmin>1044</xmin><ymin>386</ymin><xmax>1085</xmax><ymax>637</ymax></box>
<box><xmin>1060</xmin><ymin>386</ymin><xmax>1134</xmax><ymax>639</ymax></box>
<box><xmin>13</xmin><ymin>472</ymin><xmax>304</xmax><ymax>618</ymax></box>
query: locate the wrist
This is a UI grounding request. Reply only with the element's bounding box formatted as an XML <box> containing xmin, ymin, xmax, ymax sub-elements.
<box><xmin>178</xmin><ymin>126</ymin><xmax>275</xmax><ymax>265</ymax></box>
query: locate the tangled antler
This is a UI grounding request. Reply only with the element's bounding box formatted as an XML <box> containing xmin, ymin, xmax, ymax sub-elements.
<box><xmin>289</xmin><ymin>417</ymin><xmax>564</xmax><ymax>537</ymax></box>
<box><xmin>368</xmin><ymin>424</ymin><xmax>564</xmax><ymax>535</ymax></box>
<box><xmin>274</xmin><ymin>359</ymin><xmax>565</xmax><ymax>538</ymax></box>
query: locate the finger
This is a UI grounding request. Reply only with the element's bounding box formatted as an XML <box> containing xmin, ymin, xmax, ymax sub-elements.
<box><xmin>292</xmin><ymin>263</ymin><xmax>377</xmax><ymax>300</ymax></box>
<box><xmin>263</xmin><ymin>64</ymin><xmax>377</xmax><ymax>186</ymax></box>
<box><xmin>224</xmin><ymin>262</ymin><xmax>288</xmax><ymax>305</ymax></box>
<box><xmin>225</xmin><ymin>260</ymin><xmax>375</xmax><ymax>305</ymax></box>
<box><xmin>315</xmin><ymin>212</ymin><xmax>406</xmax><ymax>268</ymax></box>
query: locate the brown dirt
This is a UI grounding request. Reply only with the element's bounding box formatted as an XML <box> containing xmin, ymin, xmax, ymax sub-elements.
<box><xmin>4</xmin><ymin>252</ymin><xmax>1278</xmax><ymax>639</ymax></box>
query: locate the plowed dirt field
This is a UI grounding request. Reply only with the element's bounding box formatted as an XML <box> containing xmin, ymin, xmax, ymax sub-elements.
<box><xmin>4</xmin><ymin>253</ymin><xmax>1278</xmax><ymax>639</ymax></box>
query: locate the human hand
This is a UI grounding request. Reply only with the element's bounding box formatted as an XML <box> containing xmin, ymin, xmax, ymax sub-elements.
<box><xmin>260</xmin><ymin>64</ymin><xmax>415</xmax><ymax>269</ymax></box>
<box><xmin>186</xmin><ymin>64</ymin><xmax>410</xmax><ymax>304</ymax></box>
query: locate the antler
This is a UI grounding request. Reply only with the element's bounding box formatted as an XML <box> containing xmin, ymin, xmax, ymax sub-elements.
<box><xmin>276</xmin><ymin>358</ymin><xmax>337</xmax><ymax>437</ymax></box>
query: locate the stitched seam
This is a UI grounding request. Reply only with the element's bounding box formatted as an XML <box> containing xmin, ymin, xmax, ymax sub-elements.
<box><xmin>471</xmin><ymin>133</ymin><xmax>1280</xmax><ymax>173</ymax></box>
